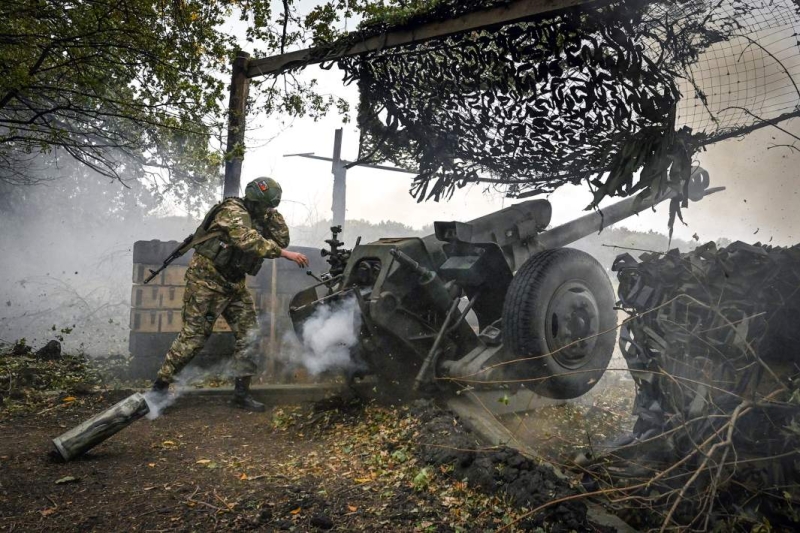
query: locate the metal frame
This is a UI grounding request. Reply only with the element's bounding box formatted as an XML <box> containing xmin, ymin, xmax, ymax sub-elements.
<box><xmin>220</xmin><ymin>0</ymin><xmax>605</xmax><ymax>197</ymax></box>
<box><xmin>246</xmin><ymin>0</ymin><xmax>605</xmax><ymax>78</ymax></box>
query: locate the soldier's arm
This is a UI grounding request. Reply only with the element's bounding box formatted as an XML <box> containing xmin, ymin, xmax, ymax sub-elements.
<box><xmin>263</xmin><ymin>209</ymin><xmax>308</xmax><ymax>268</ymax></box>
<box><xmin>262</xmin><ymin>209</ymin><xmax>290</xmax><ymax>249</ymax></box>
<box><xmin>216</xmin><ymin>203</ymin><xmax>283</xmax><ymax>259</ymax></box>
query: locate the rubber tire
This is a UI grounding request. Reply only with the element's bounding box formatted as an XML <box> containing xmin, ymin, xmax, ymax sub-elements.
<box><xmin>503</xmin><ymin>248</ymin><xmax>617</xmax><ymax>399</ymax></box>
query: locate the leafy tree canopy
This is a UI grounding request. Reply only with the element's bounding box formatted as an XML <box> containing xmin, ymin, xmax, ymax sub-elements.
<box><xmin>2</xmin><ymin>0</ymin><xmax>230</xmax><ymax>195</ymax></box>
<box><xmin>0</xmin><ymin>0</ymin><xmax>423</xmax><ymax>205</ymax></box>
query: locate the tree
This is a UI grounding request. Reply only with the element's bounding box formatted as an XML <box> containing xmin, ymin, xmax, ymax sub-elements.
<box><xmin>1</xmin><ymin>1</ymin><xmax>226</xmax><ymax>190</ymax></box>
<box><xmin>0</xmin><ymin>0</ymin><xmax>446</xmax><ymax>205</ymax></box>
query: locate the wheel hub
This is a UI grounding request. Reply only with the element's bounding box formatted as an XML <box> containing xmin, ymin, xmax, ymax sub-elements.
<box><xmin>545</xmin><ymin>281</ymin><xmax>600</xmax><ymax>369</ymax></box>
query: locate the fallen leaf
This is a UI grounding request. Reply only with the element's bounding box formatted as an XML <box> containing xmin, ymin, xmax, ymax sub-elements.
<box><xmin>290</xmin><ymin>507</ymin><xmax>302</xmax><ymax>515</ymax></box>
<box><xmin>196</xmin><ymin>459</ymin><xmax>211</xmax><ymax>465</ymax></box>
<box><xmin>62</xmin><ymin>396</ymin><xmax>76</xmax><ymax>403</ymax></box>
<box><xmin>354</xmin><ymin>477</ymin><xmax>371</xmax><ymax>484</ymax></box>
<box><xmin>348</xmin><ymin>505</ymin><xmax>358</xmax><ymax>512</ymax></box>
<box><xmin>40</xmin><ymin>508</ymin><xmax>57</xmax><ymax>517</ymax></box>
<box><xmin>162</xmin><ymin>440</ymin><xmax>176</xmax><ymax>447</ymax></box>
<box><xmin>239</xmin><ymin>473</ymin><xmax>248</xmax><ymax>480</ymax></box>
<box><xmin>147</xmin><ymin>463</ymin><xmax>156</xmax><ymax>468</ymax></box>
<box><xmin>55</xmin><ymin>476</ymin><xmax>79</xmax><ymax>484</ymax></box>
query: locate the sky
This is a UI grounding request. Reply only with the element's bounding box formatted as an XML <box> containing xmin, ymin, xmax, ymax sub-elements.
<box><xmin>214</xmin><ymin>1</ymin><xmax>800</xmax><ymax>247</ymax></box>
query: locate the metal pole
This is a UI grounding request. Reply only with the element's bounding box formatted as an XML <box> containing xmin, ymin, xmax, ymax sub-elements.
<box><xmin>223</xmin><ymin>51</ymin><xmax>251</xmax><ymax>198</ymax></box>
<box><xmin>331</xmin><ymin>128</ymin><xmax>346</xmax><ymax>229</ymax></box>
<box><xmin>269</xmin><ymin>259</ymin><xmax>278</xmax><ymax>379</ymax></box>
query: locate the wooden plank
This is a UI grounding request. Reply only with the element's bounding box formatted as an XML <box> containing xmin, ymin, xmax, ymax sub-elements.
<box><xmin>223</xmin><ymin>51</ymin><xmax>251</xmax><ymax>197</ymax></box>
<box><xmin>331</xmin><ymin>128</ymin><xmax>346</xmax><ymax>229</ymax></box>
<box><xmin>247</xmin><ymin>0</ymin><xmax>604</xmax><ymax>78</ymax></box>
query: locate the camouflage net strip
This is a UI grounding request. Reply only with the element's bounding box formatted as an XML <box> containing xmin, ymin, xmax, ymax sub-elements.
<box><xmin>604</xmin><ymin>241</ymin><xmax>800</xmax><ymax>529</ymax></box>
<box><xmin>335</xmin><ymin>0</ymin><xmax>800</xmax><ymax>213</ymax></box>
<box><xmin>614</xmin><ymin>241</ymin><xmax>800</xmax><ymax>434</ymax></box>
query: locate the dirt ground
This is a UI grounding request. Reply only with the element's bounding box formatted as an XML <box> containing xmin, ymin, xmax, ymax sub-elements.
<box><xmin>499</xmin><ymin>372</ymin><xmax>637</xmax><ymax>465</ymax></box>
<box><xmin>0</xmin><ymin>391</ymin><xmax>618</xmax><ymax>533</ymax></box>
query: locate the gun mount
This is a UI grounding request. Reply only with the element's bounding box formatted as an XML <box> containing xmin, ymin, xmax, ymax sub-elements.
<box><xmin>320</xmin><ymin>225</ymin><xmax>352</xmax><ymax>279</ymax></box>
<box><xmin>290</xmin><ymin>168</ymin><xmax>723</xmax><ymax>399</ymax></box>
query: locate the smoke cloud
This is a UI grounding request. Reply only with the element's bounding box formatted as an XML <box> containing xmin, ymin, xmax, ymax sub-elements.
<box><xmin>293</xmin><ymin>296</ymin><xmax>363</xmax><ymax>376</ymax></box>
<box><xmin>143</xmin><ymin>358</ymin><xmax>242</xmax><ymax>419</ymax></box>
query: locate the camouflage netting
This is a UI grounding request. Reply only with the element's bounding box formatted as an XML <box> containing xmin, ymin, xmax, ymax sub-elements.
<box><xmin>333</xmin><ymin>0</ymin><xmax>800</xmax><ymax>215</ymax></box>
<box><xmin>603</xmin><ymin>242</ymin><xmax>800</xmax><ymax>529</ymax></box>
<box><xmin>614</xmin><ymin>241</ymin><xmax>800</xmax><ymax>434</ymax></box>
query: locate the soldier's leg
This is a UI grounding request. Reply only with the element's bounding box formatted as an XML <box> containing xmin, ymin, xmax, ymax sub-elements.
<box><xmin>221</xmin><ymin>284</ymin><xmax>260</xmax><ymax>378</ymax></box>
<box><xmin>222</xmin><ymin>285</ymin><xmax>264</xmax><ymax>411</ymax></box>
<box><xmin>156</xmin><ymin>282</ymin><xmax>229</xmax><ymax>383</ymax></box>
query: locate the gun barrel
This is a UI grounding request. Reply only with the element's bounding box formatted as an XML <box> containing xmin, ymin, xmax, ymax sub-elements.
<box><xmin>417</xmin><ymin>167</ymin><xmax>719</xmax><ymax>272</ymax></box>
<box><xmin>535</xmin><ymin>190</ymin><xmax>672</xmax><ymax>251</ymax></box>
<box><xmin>143</xmin><ymin>268</ymin><xmax>160</xmax><ymax>284</ymax></box>
<box><xmin>536</xmin><ymin>168</ymin><xmax>721</xmax><ymax>251</ymax></box>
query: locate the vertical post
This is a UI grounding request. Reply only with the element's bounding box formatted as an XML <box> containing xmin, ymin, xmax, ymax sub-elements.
<box><xmin>331</xmin><ymin>128</ymin><xmax>346</xmax><ymax>229</ymax></box>
<box><xmin>223</xmin><ymin>51</ymin><xmax>251</xmax><ymax>198</ymax></box>
<box><xmin>269</xmin><ymin>259</ymin><xmax>278</xmax><ymax>379</ymax></box>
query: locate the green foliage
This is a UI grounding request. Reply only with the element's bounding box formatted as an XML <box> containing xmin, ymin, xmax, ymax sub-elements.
<box><xmin>0</xmin><ymin>346</ymin><xmax>104</xmax><ymax>414</ymax></box>
<box><xmin>0</xmin><ymin>0</ymin><xmax>235</xmax><ymax>189</ymax></box>
<box><xmin>305</xmin><ymin>0</ymin><xmax>449</xmax><ymax>46</ymax></box>
<box><xmin>0</xmin><ymin>0</ymin><xmax>455</xmax><ymax>202</ymax></box>
<box><xmin>0</xmin><ymin>0</ymin><xmax>367</xmax><ymax>198</ymax></box>
<box><xmin>412</xmin><ymin>467</ymin><xmax>432</xmax><ymax>491</ymax></box>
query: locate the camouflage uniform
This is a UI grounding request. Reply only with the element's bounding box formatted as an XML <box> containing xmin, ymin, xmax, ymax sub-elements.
<box><xmin>156</xmin><ymin>198</ymin><xmax>290</xmax><ymax>382</ymax></box>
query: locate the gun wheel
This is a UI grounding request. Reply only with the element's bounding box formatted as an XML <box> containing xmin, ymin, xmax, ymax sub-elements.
<box><xmin>503</xmin><ymin>248</ymin><xmax>617</xmax><ymax>399</ymax></box>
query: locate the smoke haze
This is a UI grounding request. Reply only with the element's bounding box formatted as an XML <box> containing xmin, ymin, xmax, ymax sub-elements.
<box><xmin>294</xmin><ymin>296</ymin><xmax>363</xmax><ymax>376</ymax></box>
<box><xmin>143</xmin><ymin>358</ymin><xmax>245</xmax><ymax>419</ymax></box>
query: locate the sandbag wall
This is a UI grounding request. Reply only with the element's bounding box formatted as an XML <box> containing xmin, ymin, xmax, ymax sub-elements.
<box><xmin>129</xmin><ymin>240</ymin><xmax>324</xmax><ymax>380</ymax></box>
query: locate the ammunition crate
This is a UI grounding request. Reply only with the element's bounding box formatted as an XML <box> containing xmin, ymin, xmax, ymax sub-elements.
<box><xmin>131</xmin><ymin>285</ymin><xmax>186</xmax><ymax>309</ymax></box>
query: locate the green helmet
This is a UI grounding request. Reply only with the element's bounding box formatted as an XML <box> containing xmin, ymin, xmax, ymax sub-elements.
<box><xmin>244</xmin><ymin>177</ymin><xmax>282</xmax><ymax>208</ymax></box>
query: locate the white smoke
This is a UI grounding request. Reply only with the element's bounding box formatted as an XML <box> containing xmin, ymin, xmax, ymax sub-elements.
<box><xmin>296</xmin><ymin>295</ymin><xmax>363</xmax><ymax>376</ymax></box>
<box><xmin>143</xmin><ymin>389</ymin><xmax>175</xmax><ymax>420</ymax></box>
<box><xmin>143</xmin><ymin>358</ymin><xmax>241</xmax><ymax>419</ymax></box>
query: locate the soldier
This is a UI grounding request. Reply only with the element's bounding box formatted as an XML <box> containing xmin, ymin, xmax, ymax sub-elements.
<box><xmin>151</xmin><ymin>177</ymin><xmax>309</xmax><ymax>411</ymax></box>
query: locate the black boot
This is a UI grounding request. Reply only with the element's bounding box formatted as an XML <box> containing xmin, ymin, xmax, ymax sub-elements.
<box><xmin>151</xmin><ymin>378</ymin><xmax>170</xmax><ymax>394</ymax></box>
<box><xmin>231</xmin><ymin>377</ymin><xmax>265</xmax><ymax>412</ymax></box>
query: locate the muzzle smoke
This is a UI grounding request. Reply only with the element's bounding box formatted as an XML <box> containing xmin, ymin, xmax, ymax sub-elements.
<box><xmin>295</xmin><ymin>295</ymin><xmax>363</xmax><ymax>376</ymax></box>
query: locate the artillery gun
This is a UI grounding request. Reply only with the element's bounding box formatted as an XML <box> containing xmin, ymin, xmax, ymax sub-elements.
<box><xmin>290</xmin><ymin>168</ymin><xmax>723</xmax><ymax>399</ymax></box>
